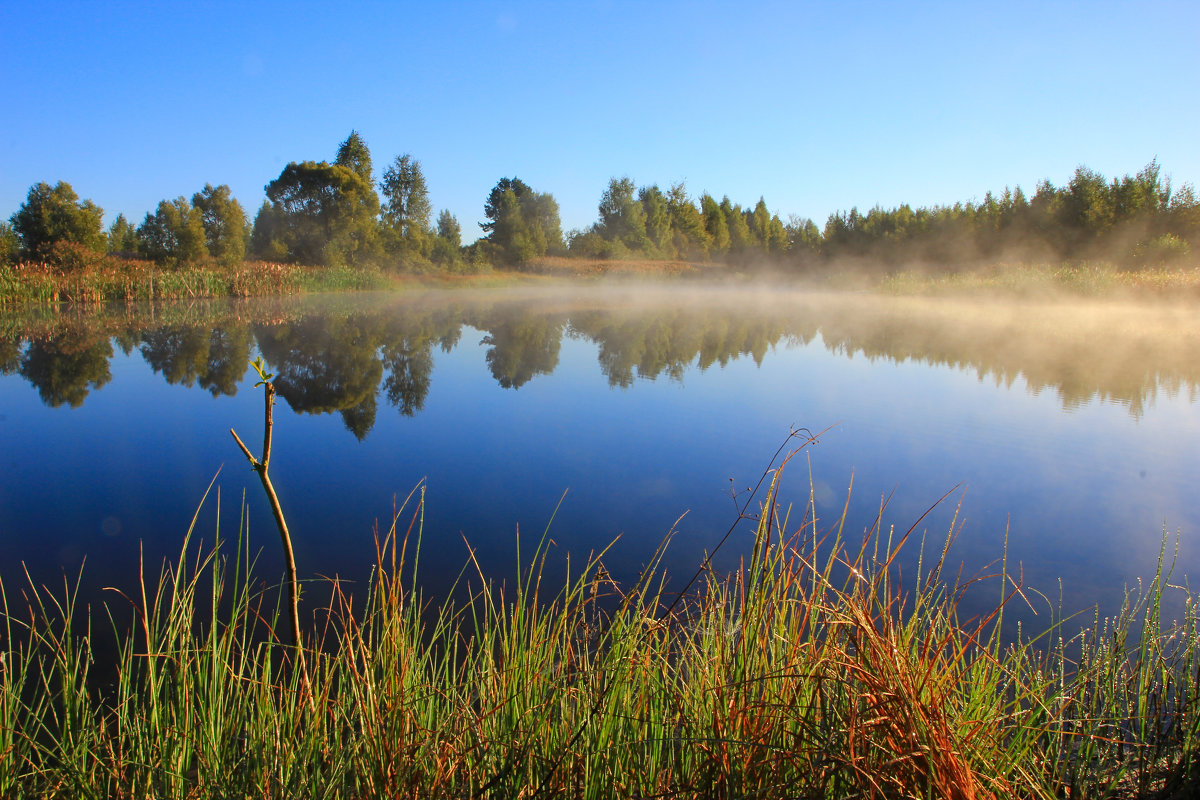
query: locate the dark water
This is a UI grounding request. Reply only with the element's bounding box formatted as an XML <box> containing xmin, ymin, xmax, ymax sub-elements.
<box><xmin>1</xmin><ymin>286</ymin><xmax>1197</xmax><ymax>631</ymax></box>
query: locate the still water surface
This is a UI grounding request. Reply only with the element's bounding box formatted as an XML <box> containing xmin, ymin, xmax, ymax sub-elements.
<box><xmin>1</xmin><ymin>286</ymin><xmax>1197</xmax><ymax>629</ymax></box>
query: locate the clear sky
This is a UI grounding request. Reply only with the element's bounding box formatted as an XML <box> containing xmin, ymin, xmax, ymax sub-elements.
<box><xmin>3</xmin><ymin>1</ymin><xmax>1198</xmax><ymax>243</ymax></box>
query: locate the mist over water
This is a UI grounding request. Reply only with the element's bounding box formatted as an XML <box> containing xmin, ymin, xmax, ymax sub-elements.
<box><xmin>0</xmin><ymin>285</ymin><xmax>1196</xmax><ymax>633</ymax></box>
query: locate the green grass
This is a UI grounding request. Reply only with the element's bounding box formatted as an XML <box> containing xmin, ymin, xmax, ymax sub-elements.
<box><xmin>1</xmin><ymin>444</ymin><xmax>1197</xmax><ymax>798</ymax></box>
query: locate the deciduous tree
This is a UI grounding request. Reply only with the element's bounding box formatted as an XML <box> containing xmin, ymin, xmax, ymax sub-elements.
<box><xmin>249</xmin><ymin>201</ymin><xmax>288</xmax><ymax>261</ymax></box>
<box><xmin>785</xmin><ymin>215</ymin><xmax>822</xmax><ymax>262</ymax></box>
<box><xmin>431</xmin><ymin>209</ymin><xmax>464</xmax><ymax>268</ymax></box>
<box><xmin>10</xmin><ymin>181</ymin><xmax>105</xmax><ymax>261</ymax></box>
<box><xmin>481</xmin><ymin>177</ymin><xmax>562</xmax><ymax>266</ymax></box>
<box><xmin>264</xmin><ymin>159</ymin><xmax>380</xmax><ymax>266</ymax></box>
<box><xmin>138</xmin><ymin>197</ymin><xmax>208</xmax><ymax>266</ymax></box>
<box><xmin>0</xmin><ymin>222</ymin><xmax>19</xmax><ymax>267</ymax></box>
<box><xmin>436</xmin><ymin>209</ymin><xmax>462</xmax><ymax>248</ymax></box>
<box><xmin>598</xmin><ymin>177</ymin><xmax>648</xmax><ymax>252</ymax></box>
<box><xmin>192</xmin><ymin>184</ymin><xmax>247</xmax><ymax>267</ymax></box>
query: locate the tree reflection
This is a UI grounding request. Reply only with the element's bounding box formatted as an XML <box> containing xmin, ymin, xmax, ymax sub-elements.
<box><xmin>481</xmin><ymin>314</ymin><xmax>564</xmax><ymax>389</ymax></box>
<box><xmin>339</xmin><ymin>392</ymin><xmax>378</xmax><ymax>440</ymax></box>
<box><xmin>255</xmin><ymin>316</ymin><xmax>384</xmax><ymax>440</ymax></box>
<box><xmin>139</xmin><ymin>325</ymin><xmax>252</xmax><ymax>396</ymax></box>
<box><xmin>3</xmin><ymin>290</ymin><xmax>1198</xmax><ymax>427</ymax></box>
<box><xmin>382</xmin><ymin>341</ymin><xmax>433</xmax><ymax>416</ymax></box>
<box><xmin>570</xmin><ymin>309</ymin><xmax>793</xmax><ymax>388</ymax></box>
<box><xmin>378</xmin><ymin>306</ymin><xmax>462</xmax><ymax>417</ymax></box>
<box><xmin>19</xmin><ymin>332</ymin><xmax>113</xmax><ymax>407</ymax></box>
<box><xmin>0</xmin><ymin>335</ymin><xmax>21</xmax><ymax>374</ymax></box>
<box><xmin>199</xmin><ymin>327</ymin><xmax>252</xmax><ymax>396</ymax></box>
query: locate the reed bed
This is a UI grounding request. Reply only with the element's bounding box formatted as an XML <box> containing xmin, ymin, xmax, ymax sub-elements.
<box><xmin>0</xmin><ymin>259</ymin><xmax>390</xmax><ymax>308</ymax></box>
<box><xmin>1</xmin><ymin>450</ymin><xmax>1197</xmax><ymax>798</ymax></box>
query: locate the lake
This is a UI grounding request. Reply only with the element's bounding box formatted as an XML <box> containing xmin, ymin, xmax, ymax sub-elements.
<box><xmin>1</xmin><ymin>285</ymin><xmax>1197</xmax><ymax>633</ymax></box>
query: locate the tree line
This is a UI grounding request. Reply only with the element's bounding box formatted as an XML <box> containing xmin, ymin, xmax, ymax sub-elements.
<box><xmin>3</xmin><ymin>130</ymin><xmax>1197</xmax><ymax>275</ymax></box>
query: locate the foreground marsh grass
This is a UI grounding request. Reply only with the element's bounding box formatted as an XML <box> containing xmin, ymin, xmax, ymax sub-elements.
<box><xmin>1</xmin><ymin>442</ymin><xmax>1198</xmax><ymax>798</ymax></box>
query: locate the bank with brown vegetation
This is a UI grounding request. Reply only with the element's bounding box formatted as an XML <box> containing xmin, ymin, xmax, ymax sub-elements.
<box><xmin>5</xmin><ymin>248</ymin><xmax>1200</xmax><ymax>312</ymax></box>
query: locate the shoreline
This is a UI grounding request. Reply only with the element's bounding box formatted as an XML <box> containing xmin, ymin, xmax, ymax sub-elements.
<box><xmin>3</xmin><ymin>256</ymin><xmax>1199</xmax><ymax>310</ymax></box>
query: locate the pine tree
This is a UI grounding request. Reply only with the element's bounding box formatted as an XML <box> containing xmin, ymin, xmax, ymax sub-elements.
<box><xmin>665</xmin><ymin>182</ymin><xmax>709</xmax><ymax>259</ymax></box>
<box><xmin>700</xmin><ymin>193</ymin><xmax>729</xmax><ymax>256</ymax></box>
<box><xmin>639</xmin><ymin>185</ymin><xmax>672</xmax><ymax>256</ymax></box>
<box><xmin>107</xmin><ymin>213</ymin><xmax>140</xmax><ymax>254</ymax></box>
<box><xmin>335</xmin><ymin>130</ymin><xmax>374</xmax><ymax>185</ymax></box>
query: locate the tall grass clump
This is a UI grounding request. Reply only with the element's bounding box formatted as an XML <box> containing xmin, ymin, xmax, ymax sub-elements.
<box><xmin>0</xmin><ymin>434</ymin><xmax>1197</xmax><ymax>797</ymax></box>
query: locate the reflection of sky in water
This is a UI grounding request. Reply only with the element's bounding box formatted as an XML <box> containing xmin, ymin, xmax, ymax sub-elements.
<box><xmin>0</xmin><ymin>292</ymin><xmax>1196</xmax><ymax>641</ymax></box>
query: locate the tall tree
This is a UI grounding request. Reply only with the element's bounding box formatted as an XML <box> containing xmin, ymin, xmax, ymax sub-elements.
<box><xmin>10</xmin><ymin>181</ymin><xmax>105</xmax><ymax>261</ymax></box>
<box><xmin>752</xmin><ymin>199</ymin><xmax>789</xmax><ymax>255</ymax></box>
<box><xmin>107</xmin><ymin>213</ymin><xmax>139</xmax><ymax>254</ymax></box>
<box><xmin>525</xmin><ymin>192</ymin><xmax>564</xmax><ymax>254</ymax></box>
<box><xmin>249</xmin><ymin>201</ymin><xmax>288</xmax><ymax>261</ymax></box>
<box><xmin>334</xmin><ymin>130</ymin><xmax>374</xmax><ymax>185</ymax></box>
<box><xmin>138</xmin><ymin>197</ymin><xmax>208</xmax><ymax>266</ymax></box>
<box><xmin>436</xmin><ymin>209</ymin><xmax>462</xmax><ymax>247</ymax></box>
<box><xmin>1113</xmin><ymin>160</ymin><xmax>1170</xmax><ymax>222</ymax></box>
<box><xmin>598</xmin><ymin>177</ymin><xmax>648</xmax><ymax>252</ymax></box>
<box><xmin>700</xmin><ymin>193</ymin><xmax>729</xmax><ymax>256</ymax></box>
<box><xmin>264</xmin><ymin>159</ymin><xmax>380</xmax><ymax>266</ymax></box>
<box><xmin>750</xmin><ymin>198</ymin><xmax>775</xmax><ymax>254</ymax></box>
<box><xmin>482</xmin><ymin>177</ymin><xmax>533</xmax><ymax>234</ymax></box>
<box><xmin>665</xmin><ymin>182</ymin><xmax>709</xmax><ymax>259</ymax></box>
<box><xmin>0</xmin><ymin>222</ymin><xmax>17</xmax><ymax>267</ymax></box>
<box><xmin>1168</xmin><ymin>183</ymin><xmax>1200</xmax><ymax>243</ymax></box>
<box><xmin>489</xmin><ymin>188</ymin><xmax>535</xmax><ymax>265</ymax></box>
<box><xmin>481</xmin><ymin>177</ymin><xmax>562</xmax><ymax>266</ymax></box>
<box><xmin>1063</xmin><ymin>166</ymin><xmax>1115</xmax><ymax>244</ymax></box>
<box><xmin>1030</xmin><ymin>179</ymin><xmax>1065</xmax><ymax>254</ymax></box>
<box><xmin>380</xmin><ymin>154</ymin><xmax>432</xmax><ymax>257</ymax></box>
<box><xmin>639</xmin><ymin>185</ymin><xmax>671</xmax><ymax>255</ymax></box>
<box><xmin>785</xmin><ymin>215</ymin><xmax>822</xmax><ymax>262</ymax></box>
<box><xmin>721</xmin><ymin>197</ymin><xmax>752</xmax><ymax>260</ymax></box>
<box><xmin>191</xmin><ymin>184</ymin><xmax>247</xmax><ymax>267</ymax></box>
<box><xmin>431</xmin><ymin>209</ymin><xmax>463</xmax><ymax>267</ymax></box>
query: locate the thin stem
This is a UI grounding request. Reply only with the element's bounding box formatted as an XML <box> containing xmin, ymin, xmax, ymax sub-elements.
<box><xmin>230</xmin><ymin>379</ymin><xmax>312</xmax><ymax>710</ymax></box>
<box><xmin>261</xmin><ymin>382</ymin><xmax>274</xmax><ymax>472</ymax></box>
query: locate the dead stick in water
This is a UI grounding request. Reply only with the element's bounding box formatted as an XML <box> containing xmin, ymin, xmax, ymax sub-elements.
<box><xmin>231</xmin><ymin>374</ymin><xmax>313</xmax><ymax>710</ymax></box>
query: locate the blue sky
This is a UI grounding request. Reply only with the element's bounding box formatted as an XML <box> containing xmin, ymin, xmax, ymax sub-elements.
<box><xmin>3</xmin><ymin>1</ymin><xmax>1198</xmax><ymax>243</ymax></box>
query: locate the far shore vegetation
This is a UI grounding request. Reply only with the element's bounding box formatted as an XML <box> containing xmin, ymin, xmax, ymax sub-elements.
<box><xmin>3</xmin><ymin>132</ymin><xmax>1199</xmax><ymax>307</ymax></box>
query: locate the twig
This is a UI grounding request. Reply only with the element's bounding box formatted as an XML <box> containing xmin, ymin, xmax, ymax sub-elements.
<box><xmin>231</xmin><ymin>375</ymin><xmax>313</xmax><ymax>710</ymax></box>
